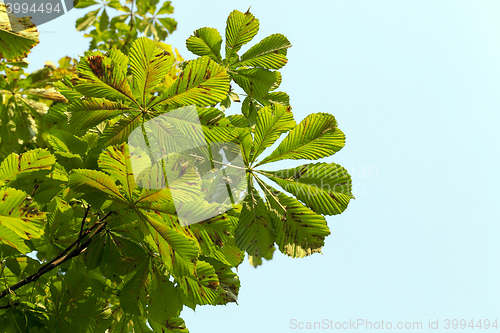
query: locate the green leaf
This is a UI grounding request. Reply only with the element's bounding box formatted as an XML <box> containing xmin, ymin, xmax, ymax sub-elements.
<box><xmin>186</xmin><ymin>27</ymin><xmax>223</xmax><ymax>63</ymax></box>
<box><xmin>68</xmin><ymin>169</ymin><xmax>127</xmax><ymax>203</ymax></box>
<box><xmin>0</xmin><ymin>149</ymin><xmax>55</xmax><ymax>186</ymax></box>
<box><xmin>0</xmin><ymin>3</ymin><xmax>39</xmax><ymax>60</ymax></box>
<box><xmin>234</xmin><ymin>182</ymin><xmax>275</xmax><ymax>259</ymax></box>
<box><xmin>204</xmin><ymin>238</ymin><xmax>244</xmax><ymax>268</ymax></box>
<box><xmin>230</xmin><ymin>68</ymin><xmax>277</xmax><ymax>98</ymax></box>
<box><xmin>254</xmin><ymin>91</ymin><xmax>290</xmax><ymax>107</ymax></box>
<box><xmin>138</xmin><ymin>211</ymin><xmax>199</xmax><ymax>277</ymax></box>
<box><xmin>251</xmin><ymin>104</ymin><xmax>295</xmax><ymax>163</ymax></box>
<box><xmin>8</xmin><ymin>163</ymin><xmax>68</xmax><ymax>205</ymax></box>
<box><xmin>157</xmin><ymin>17</ymin><xmax>177</xmax><ymax>34</ymax></box>
<box><xmin>241</xmin><ymin>96</ymin><xmax>259</xmax><ymax>126</ymax></box>
<box><xmin>186</xmin><ymin>212</ymin><xmax>236</xmax><ymax>255</ymax></box>
<box><xmin>108</xmin><ymin>0</ymin><xmax>127</xmax><ymax>11</ymax></box>
<box><xmin>100</xmin><ymin>228</ymin><xmax>148</xmax><ymax>279</ymax></box>
<box><xmin>256</xmin><ymin>113</ymin><xmax>345</xmax><ymax>166</ymax></box>
<box><xmin>261</xmin><ymin>162</ymin><xmax>353</xmax><ymax>215</ymax></box>
<box><xmin>148</xmin><ymin>269</ymin><xmax>182</xmax><ymax>321</ymax></box>
<box><xmin>119</xmin><ymin>257</ymin><xmax>150</xmax><ymax>315</ymax></box>
<box><xmin>235</xmin><ymin>33</ymin><xmax>291</xmax><ymax>69</ymax></box>
<box><xmin>132</xmin><ymin>317</ymin><xmax>154</xmax><ymax>333</ymax></box>
<box><xmin>176</xmin><ymin>260</ymin><xmax>219</xmax><ymax>306</ymax></box>
<box><xmin>270</xmin><ymin>71</ymin><xmax>282</xmax><ymax>91</ymax></box>
<box><xmin>260</xmin><ymin>183</ymin><xmax>331</xmax><ymax>258</ymax></box>
<box><xmin>99</xmin><ymin>9</ymin><xmax>110</xmax><ymax>31</ymax></box>
<box><xmin>234</xmin><ymin>128</ymin><xmax>253</xmax><ymax>166</ymax></box>
<box><xmin>136</xmin><ymin>0</ymin><xmax>157</xmax><ymax>16</ymax></box>
<box><xmin>157</xmin><ymin>1</ymin><xmax>174</xmax><ymax>15</ymax></box>
<box><xmin>53</xmin><ymin>77</ymin><xmax>84</xmax><ymax>103</ymax></box>
<box><xmin>152</xmin><ymin>56</ymin><xmax>230</xmax><ymax>108</ymax></box>
<box><xmin>103</xmin><ymin>48</ymin><xmax>136</xmax><ymax>99</ymax></box>
<box><xmin>33</xmin><ymin>197</ymin><xmax>74</xmax><ymax>258</ymax></box>
<box><xmin>46</xmin><ymin>129</ymin><xmax>87</xmax><ymax>160</ymax></box>
<box><xmin>129</xmin><ymin>37</ymin><xmax>175</xmax><ymax>106</ymax></box>
<box><xmin>75</xmin><ymin>52</ymin><xmax>137</xmax><ymax>104</ymax></box>
<box><xmin>98</xmin><ymin>144</ymin><xmax>138</xmax><ymax>201</ymax></box>
<box><xmin>149</xmin><ymin>317</ymin><xmax>189</xmax><ymax>333</ymax></box>
<box><xmin>0</xmin><ymin>188</ymin><xmax>45</xmax><ymax>252</ymax></box>
<box><xmin>57</xmin><ymin>267</ymin><xmax>92</xmax><ymax>307</ymax></box>
<box><xmin>75</xmin><ymin>8</ymin><xmax>99</xmax><ymax>31</ymax></box>
<box><xmin>225</xmin><ymin>9</ymin><xmax>259</xmax><ymax>62</ymax></box>
<box><xmin>227</xmin><ymin>114</ymin><xmax>249</xmax><ymax>128</ymax></box>
<box><xmin>211</xmin><ymin>259</ymin><xmax>240</xmax><ymax>305</ymax></box>
<box><xmin>135</xmin><ymin>188</ymin><xmax>172</xmax><ymax>206</ymax></box>
<box><xmin>197</xmin><ymin>106</ymin><xmax>236</xmax><ymax>142</ymax></box>
<box><xmin>0</xmin><ymin>225</ymin><xmax>30</xmax><ymax>253</ymax></box>
<box><xmin>74</xmin><ymin>0</ymin><xmax>98</xmax><ymax>9</ymax></box>
<box><xmin>83</xmin><ymin>233</ymin><xmax>105</xmax><ymax>270</ymax></box>
<box><xmin>98</xmin><ymin>112</ymin><xmax>142</xmax><ymax>147</ymax></box>
<box><xmin>68</xmin><ymin>98</ymin><xmax>134</xmax><ymax>130</ymax></box>
<box><xmin>133</xmin><ymin>159</ymin><xmax>202</xmax><ymax>205</ymax></box>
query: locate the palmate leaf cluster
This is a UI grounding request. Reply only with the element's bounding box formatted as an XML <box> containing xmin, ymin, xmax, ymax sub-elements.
<box><xmin>0</xmin><ymin>7</ymin><xmax>353</xmax><ymax>333</ymax></box>
<box><xmin>75</xmin><ymin>0</ymin><xmax>177</xmax><ymax>53</ymax></box>
<box><xmin>0</xmin><ymin>4</ymin><xmax>76</xmax><ymax>161</ymax></box>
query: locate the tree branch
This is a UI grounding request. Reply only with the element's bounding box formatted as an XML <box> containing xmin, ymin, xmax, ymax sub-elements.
<box><xmin>76</xmin><ymin>204</ymin><xmax>90</xmax><ymax>249</ymax></box>
<box><xmin>0</xmin><ymin>301</ymin><xmax>19</xmax><ymax>309</ymax></box>
<box><xmin>0</xmin><ymin>211</ymin><xmax>112</xmax><ymax>300</ymax></box>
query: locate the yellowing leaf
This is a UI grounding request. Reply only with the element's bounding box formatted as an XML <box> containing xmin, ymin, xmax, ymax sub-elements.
<box><xmin>0</xmin><ymin>149</ymin><xmax>55</xmax><ymax>185</ymax></box>
<box><xmin>0</xmin><ymin>3</ymin><xmax>39</xmax><ymax>60</ymax></box>
<box><xmin>0</xmin><ymin>188</ymin><xmax>45</xmax><ymax>252</ymax></box>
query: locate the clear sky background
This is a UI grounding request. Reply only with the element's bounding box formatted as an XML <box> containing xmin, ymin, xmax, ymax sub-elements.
<box><xmin>26</xmin><ymin>1</ymin><xmax>500</xmax><ymax>332</ymax></box>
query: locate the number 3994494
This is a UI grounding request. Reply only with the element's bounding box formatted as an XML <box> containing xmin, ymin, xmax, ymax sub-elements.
<box><xmin>5</xmin><ymin>2</ymin><xmax>61</xmax><ymax>14</ymax></box>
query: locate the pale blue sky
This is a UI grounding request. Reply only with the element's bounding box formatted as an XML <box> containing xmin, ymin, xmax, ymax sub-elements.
<box><xmin>27</xmin><ymin>1</ymin><xmax>500</xmax><ymax>332</ymax></box>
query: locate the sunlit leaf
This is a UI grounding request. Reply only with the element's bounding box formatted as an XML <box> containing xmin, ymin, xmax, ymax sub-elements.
<box><xmin>261</xmin><ymin>162</ymin><xmax>354</xmax><ymax>215</ymax></box>
<box><xmin>0</xmin><ymin>188</ymin><xmax>45</xmax><ymax>252</ymax></box>
<box><xmin>256</xmin><ymin>113</ymin><xmax>345</xmax><ymax>166</ymax></box>
<box><xmin>0</xmin><ymin>3</ymin><xmax>39</xmax><ymax>60</ymax></box>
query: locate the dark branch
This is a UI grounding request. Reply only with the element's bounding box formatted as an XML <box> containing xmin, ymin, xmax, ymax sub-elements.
<box><xmin>76</xmin><ymin>205</ymin><xmax>90</xmax><ymax>249</ymax></box>
<box><xmin>0</xmin><ymin>301</ymin><xmax>19</xmax><ymax>309</ymax></box>
<box><xmin>0</xmin><ymin>211</ymin><xmax>112</xmax><ymax>300</ymax></box>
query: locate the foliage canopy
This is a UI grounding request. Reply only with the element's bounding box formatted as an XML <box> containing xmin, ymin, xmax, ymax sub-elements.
<box><xmin>0</xmin><ymin>2</ymin><xmax>353</xmax><ymax>331</ymax></box>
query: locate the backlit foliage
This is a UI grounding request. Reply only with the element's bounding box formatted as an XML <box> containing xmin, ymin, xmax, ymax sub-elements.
<box><xmin>0</xmin><ymin>3</ymin><xmax>353</xmax><ymax>331</ymax></box>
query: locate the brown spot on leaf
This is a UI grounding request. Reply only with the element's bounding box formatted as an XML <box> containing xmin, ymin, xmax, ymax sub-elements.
<box><xmin>87</xmin><ymin>55</ymin><xmax>104</xmax><ymax>79</ymax></box>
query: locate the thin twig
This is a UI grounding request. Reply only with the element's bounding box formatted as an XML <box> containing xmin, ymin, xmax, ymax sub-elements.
<box><xmin>76</xmin><ymin>205</ymin><xmax>90</xmax><ymax>249</ymax></box>
<box><xmin>0</xmin><ymin>212</ymin><xmax>112</xmax><ymax>300</ymax></box>
<box><xmin>38</xmin><ymin>211</ymin><xmax>110</xmax><ymax>272</ymax></box>
<box><xmin>253</xmin><ymin>169</ymin><xmax>277</xmax><ymax>178</ymax></box>
<box><xmin>0</xmin><ymin>301</ymin><xmax>19</xmax><ymax>310</ymax></box>
<box><xmin>30</xmin><ymin>184</ymin><xmax>40</xmax><ymax>197</ymax></box>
